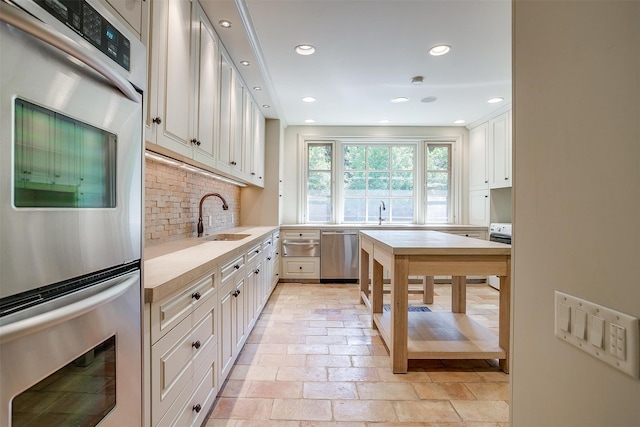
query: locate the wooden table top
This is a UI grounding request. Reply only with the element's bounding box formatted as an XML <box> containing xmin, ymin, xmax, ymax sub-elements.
<box><xmin>359</xmin><ymin>230</ymin><xmax>511</xmax><ymax>256</ymax></box>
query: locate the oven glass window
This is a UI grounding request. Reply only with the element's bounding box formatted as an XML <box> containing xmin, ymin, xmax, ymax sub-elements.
<box><xmin>14</xmin><ymin>99</ymin><xmax>116</xmax><ymax>208</ymax></box>
<box><xmin>11</xmin><ymin>336</ymin><xmax>116</xmax><ymax>426</ymax></box>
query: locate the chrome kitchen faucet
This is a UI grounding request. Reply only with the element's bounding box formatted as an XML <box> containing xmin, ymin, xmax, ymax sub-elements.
<box><xmin>197</xmin><ymin>193</ymin><xmax>229</xmax><ymax>237</ymax></box>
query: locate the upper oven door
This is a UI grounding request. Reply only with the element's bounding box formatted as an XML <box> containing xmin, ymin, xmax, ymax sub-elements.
<box><xmin>0</xmin><ymin>1</ymin><xmax>144</xmax><ymax>298</ymax></box>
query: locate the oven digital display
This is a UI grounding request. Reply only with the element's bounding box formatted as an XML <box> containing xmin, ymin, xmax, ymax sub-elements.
<box><xmin>34</xmin><ymin>0</ymin><xmax>131</xmax><ymax>71</ymax></box>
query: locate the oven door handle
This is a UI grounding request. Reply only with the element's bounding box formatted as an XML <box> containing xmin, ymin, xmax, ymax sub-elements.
<box><xmin>0</xmin><ymin>1</ymin><xmax>140</xmax><ymax>103</ymax></box>
<box><xmin>0</xmin><ymin>273</ymin><xmax>138</xmax><ymax>344</ymax></box>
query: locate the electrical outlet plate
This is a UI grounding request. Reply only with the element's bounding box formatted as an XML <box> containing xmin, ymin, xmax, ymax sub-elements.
<box><xmin>555</xmin><ymin>291</ymin><xmax>639</xmax><ymax>378</ymax></box>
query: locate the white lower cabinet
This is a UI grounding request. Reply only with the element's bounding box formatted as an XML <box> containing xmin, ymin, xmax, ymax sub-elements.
<box><xmin>282</xmin><ymin>257</ymin><xmax>320</xmax><ymax>279</ymax></box>
<box><xmin>147</xmin><ymin>229</ymin><xmax>281</xmax><ymax>426</ymax></box>
<box><xmin>149</xmin><ymin>273</ymin><xmax>217</xmax><ymax>427</ymax></box>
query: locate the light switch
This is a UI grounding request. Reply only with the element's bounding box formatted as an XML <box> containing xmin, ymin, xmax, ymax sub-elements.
<box><xmin>614</xmin><ymin>324</ymin><xmax>626</xmax><ymax>360</ymax></box>
<box><xmin>589</xmin><ymin>316</ymin><xmax>605</xmax><ymax>349</ymax></box>
<box><xmin>572</xmin><ymin>309</ymin><xmax>587</xmax><ymax>340</ymax></box>
<box><xmin>555</xmin><ymin>291</ymin><xmax>639</xmax><ymax>378</ymax></box>
<box><xmin>558</xmin><ymin>303</ymin><xmax>571</xmax><ymax>332</ymax></box>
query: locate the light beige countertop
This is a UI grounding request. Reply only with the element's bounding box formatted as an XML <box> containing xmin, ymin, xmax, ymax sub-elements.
<box><xmin>360</xmin><ymin>229</ymin><xmax>510</xmax><ymax>255</ymax></box>
<box><xmin>144</xmin><ymin>226</ymin><xmax>278</xmax><ymax>302</ymax></box>
<box><xmin>280</xmin><ymin>223</ymin><xmax>487</xmax><ymax>231</ymax></box>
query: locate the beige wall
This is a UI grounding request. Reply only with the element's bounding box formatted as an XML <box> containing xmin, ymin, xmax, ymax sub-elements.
<box><xmin>512</xmin><ymin>1</ymin><xmax>640</xmax><ymax>425</ymax></box>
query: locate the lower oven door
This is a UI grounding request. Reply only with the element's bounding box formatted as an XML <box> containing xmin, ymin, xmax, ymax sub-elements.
<box><xmin>0</xmin><ymin>270</ymin><xmax>142</xmax><ymax>426</ymax></box>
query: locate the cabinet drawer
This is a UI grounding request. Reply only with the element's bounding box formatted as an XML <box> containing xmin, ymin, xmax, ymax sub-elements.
<box><xmin>246</xmin><ymin>243</ymin><xmax>262</xmax><ymax>264</ymax></box>
<box><xmin>151</xmin><ymin>293</ymin><xmax>216</xmax><ymax>425</ymax></box>
<box><xmin>220</xmin><ymin>255</ymin><xmax>245</xmax><ymax>286</ymax></box>
<box><xmin>281</xmin><ymin>229</ymin><xmax>320</xmax><ymax>240</ymax></box>
<box><xmin>150</xmin><ymin>271</ymin><xmax>215</xmax><ymax>344</ymax></box>
<box><xmin>156</xmin><ymin>342</ymin><xmax>217</xmax><ymax>427</ymax></box>
<box><xmin>282</xmin><ymin>257</ymin><xmax>320</xmax><ymax>278</ymax></box>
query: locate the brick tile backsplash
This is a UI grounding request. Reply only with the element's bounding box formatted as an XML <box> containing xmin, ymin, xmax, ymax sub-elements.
<box><xmin>145</xmin><ymin>158</ymin><xmax>240</xmax><ymax>245</ymax></box>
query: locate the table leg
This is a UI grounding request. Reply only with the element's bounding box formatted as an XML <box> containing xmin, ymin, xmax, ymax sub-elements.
<box><xmin>451</xmin><ymin>276</ymin><xmax>467</xmax><ymax>313</ymax></box>
<box><xmin>359</xmin><ymin>246</ymin><xmax>370</xmax><ymax>305</ymax></box>
<box><xmin>422</xmin><ymin>276</ymin><xmax>434</xmax><ymax>304</ymax></box>
<box><xmin>499</xmin><ymin>258</ymin><xmax>511</xmax><ymax>373</ymax></box>
<box><xmin>370</xmin><ymin>259</ymin><xmax>384</xmax><ymax>329</ymax></box>
<box><xmin>391</xmin><ymin>255</ymin><xmax>409</xmax><ymax>373</ymax></box>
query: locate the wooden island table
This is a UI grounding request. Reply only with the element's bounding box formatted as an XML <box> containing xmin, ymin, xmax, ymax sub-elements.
<box><xmin>359</xmin><ymin>230</ymin><xmax>511</xmax><ymax>373</ymax></box>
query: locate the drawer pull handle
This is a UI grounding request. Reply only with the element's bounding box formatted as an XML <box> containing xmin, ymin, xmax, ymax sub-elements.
<box><xmin>192</xmin><ymin>340</ymin><xmax>201</xmax><ymax>349</ymax></box>
<box><xmin>255</xmin><ymin>249</ymin><xmax>260</xmax><ymax>254</ymax></box>
<box><xmin>267</xmin><ymin>257</ymin><xmax>271</xmax><ymax>261</ymax></box>
<box><xmin>192</xmin><ymin>292</ymin><xmax>201</xmax><ymax>300</ymax></box>
<box><xmin>254</xmin><ymin>269</ymin><xmax>260</xmax><ymax>275</ymax></box>
<box><xmin>299</xmin><ymin>266</ymin><xmax>303</xmax><ymax>270</ymax></box>
<box><xmin>234</xmin><ymin>264</ymin><xmax>240</xmax><ymax>270</ymax></box>
<box><xmin>152</xmin><ymin>117</ymin><xmax>162</xmax><ymax>124</ymax></box>
<box><xmin>233</xmin><ymin>290</ymin><xmax>241</xmax><ymax>297</ymax></box>
<box><xmin>193</xmin><ymin>404</ymin><xmax>202</xmax><ymax>413</ymax></box>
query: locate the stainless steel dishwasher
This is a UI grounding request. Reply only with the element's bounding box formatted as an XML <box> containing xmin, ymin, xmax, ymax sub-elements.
<box><xmin>320</xmin><ymin>230</ymin><xmax>359</xmax><ymax>282</ymax></box>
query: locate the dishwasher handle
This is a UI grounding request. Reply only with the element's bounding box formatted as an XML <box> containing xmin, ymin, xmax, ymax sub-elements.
<box><xmin>321</xmin><ymin>231</ymin><xmax>358</xmax><ymax>235</ymax></box>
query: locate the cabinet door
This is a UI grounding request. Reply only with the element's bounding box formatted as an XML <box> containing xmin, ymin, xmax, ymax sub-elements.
<box><xmin>233</xmin><ymin>278</ymin><xmax>246</xmax><ymax>354</ymax></box>
<box><xmin>192</xmin><ymin>6</ymin><xmax>219</xmax><ymax>167</ymax></box>
<box><xmin>469</xmin><ymin>123</ymin><xmax>489</xmax><ymax>191</ymax></box>
<box><xmin>217</xmin><ymin>52</ymin><xmax>234</xmax><ymax>172</ymax></box>
<box><xmin>230</xmin><ymin>69</ymin><xmax>245</xmax><ymax>175</ymax></box>
<box><xmin>148</xmin><ymin>0</ymin><xmax>194</xmax><ymax>157</ymax></box>
<box><xmin>489</xmin><ymin>111</ymin><xmax>512</xmax><ymax>188</ymax></box>
<box><xmin>218</xmin><ymin>286</ymin><xmax>235</xmax><ymax>381</ymax></box>
<box><xmin>105</xmin><ymin>0</ymin><xmax>143</xmax><ymax>36</ymax></box>
<box><xmin>252</xmin><ymin>104</ymin><xmax>265</xmax><ymax>186</ymax></box>
<box><xmin>469</xmin><ymin>190</ymin><xmax>489</xmax><ymax>226</ymax></box>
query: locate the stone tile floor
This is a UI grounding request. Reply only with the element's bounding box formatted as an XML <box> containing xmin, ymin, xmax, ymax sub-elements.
<box><xmin>206</xmin><ymin>282</ymin><xmax>509</xmax><ymax>426</ymax></box>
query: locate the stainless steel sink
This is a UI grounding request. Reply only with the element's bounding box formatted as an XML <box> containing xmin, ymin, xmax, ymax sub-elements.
<box><xmin>202</xmin><ymin>233</ymin><xmax>250</xmax><ymax>241</ymax></box>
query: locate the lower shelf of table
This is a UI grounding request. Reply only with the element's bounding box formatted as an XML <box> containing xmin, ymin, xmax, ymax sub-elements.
<box><xmin>373</xmin><ymin>311</ymin><xmax>506</xmax><ymax>360</ymax></box>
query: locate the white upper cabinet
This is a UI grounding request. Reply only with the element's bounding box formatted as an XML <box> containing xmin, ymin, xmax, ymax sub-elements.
<box><xmin>192</xmin><ymin>9</ymin><xmax>220</xmax><ymax>166</ymax></box>
<box><xmin>145</xmin><ymin>0</ymin><xmax>266</xmax><ymax>186</ymax></box>
<box><xmin>105</xmin><ymin>0</ymin><xmax>145</xmax><ymax>37</ymax></box>
<box><xmin>469</xmin><ymin>123</ymin><xmax>489</xmax><ymax>191</ymax></box>
<box><xmin>217</xmin><ymin>51</ymin><xmax>245</xmax><ymax>177</ymax></box>
<box><xmin>488</xmin><ymin>110</ymin><xmax>512</xmax><ymax>188</ymax></box>
<box><xmin>146</xmin><ymin>0</ymin><xmax>195</xmax><ymax>158</ymax></box>
<box><xmin>242</xmin><ymin>92</ymin><xmax>266</xmax><ymax>187</ymax></box>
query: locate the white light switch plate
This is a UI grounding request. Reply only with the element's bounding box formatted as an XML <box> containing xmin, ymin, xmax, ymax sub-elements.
<box><xmin>555</xmin><ymin>291</ymin><xmax>639</xmax><ymax>378</ymax></box>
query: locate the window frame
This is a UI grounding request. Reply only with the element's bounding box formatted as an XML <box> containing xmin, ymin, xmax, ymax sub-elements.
<box><xmin>301</xmin><ymin>137</ymin><xmax>461</xmax><ymax>224</ymax></box>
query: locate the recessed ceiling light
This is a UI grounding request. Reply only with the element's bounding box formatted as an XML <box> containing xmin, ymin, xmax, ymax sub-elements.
<box><xmin>411</xmin><ymin>76</ymin><xmax>424</xmax><ymax>85</ymax></box>
<box><xmin>379</xmin><ymin>119</ymin><xmax>390</xmax><ymax>124</ymax></box>
<box><xmin>391</xmin><ymin>97</ymin><xmax>409</xmax><ymax>103</ymax></box>
<box><xmin>302</xmin><ymin>96</ymin><xmax>316</xmax><ymax>103</ymax></box>
<box><xmin>253</xmin><ymin>86</ymin><xmax>262</xmax><ymax>91</ymax></box>
<box><xmin>304</xmin><ymin>119</ymin><xmax>315</xmax><ymax>123</ymax></box>
<box><xmin>262</xmin><ymin>105</ymin><xmax>270</xmax><ymax>108</ymax></box>
<box><xmin>429</xmin><ymin>45</ymin><xmax>451</xmax><ymax>56</ymax></box>
<box><xmin>454</xmin><ymin>119</ymin><xmax>466</xmax><ymax>124</ymax></box>
<box><xmin>219</xmin><ymin>20</ymin><xmax>232</xmax><ymax>28</ymax></box>
<box><xmin>488</xmin><ymin>97</ymin><xmax>504</xmax><ymax>104</ymax></box>
<box><xmin>240</xmin><ymin>61</ymin><xmax>250</xmax><ymax>66</ymax></box>
<box><xmin>421</xmin><ymin>96</ymin><xmax>438</xmax><ymax>103</ymax></box>
<box><xmin>295</xmin><ymin>44</ymin><xmax>316</xmax><ymax>55</ymax></box>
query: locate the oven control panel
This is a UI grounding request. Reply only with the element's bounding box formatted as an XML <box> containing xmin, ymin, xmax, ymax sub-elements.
<box><xmin>35</xmin><ymin>0</ymin><xmax>130</xmax><ymax>70</ymax></box>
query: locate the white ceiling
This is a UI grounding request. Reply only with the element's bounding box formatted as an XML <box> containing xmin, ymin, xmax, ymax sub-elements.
<box><xmin>200</xmin><ymin>0</ymin><xmax>512</xmax><ymax>127</ymax></box>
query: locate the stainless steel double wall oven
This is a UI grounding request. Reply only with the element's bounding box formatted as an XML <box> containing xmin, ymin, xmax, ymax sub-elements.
<box><xmin>0</xmin><ymin>0</ymin><xmax>145</xmax><ymax>425</ymax></box>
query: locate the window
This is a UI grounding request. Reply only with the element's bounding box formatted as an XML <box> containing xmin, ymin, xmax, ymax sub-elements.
<box><xmin>425</xmin><ymin>144</ymin><xmax>451</xmax><ymax>223</ymax></box>
<box><xmin>343</xmin><ymin>144</ymin><xmax>414</xmax><ymax>223</ymax></box>
<box><xmin>304</xmin><ymin>139</ymin><xmax>457</xmax><ymax>224</ymax></box>
<box><xmin>306</xmin><ymin>143</ymin><xmax>332</xmax><ymax>222</ymax></box>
